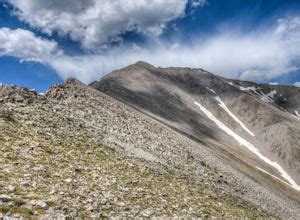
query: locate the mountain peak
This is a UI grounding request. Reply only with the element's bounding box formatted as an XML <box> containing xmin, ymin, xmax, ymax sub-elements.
<box><xmin>132</xmin><ymin>61</ymin><xmax>154</xmax><ymax>68</ymax></box>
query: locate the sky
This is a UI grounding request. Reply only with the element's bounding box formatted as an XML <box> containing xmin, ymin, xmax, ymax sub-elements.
<box><xmin>0</xmin><ymin>0</ymin><xmax>300</xmax><ymax>92</ymax></box>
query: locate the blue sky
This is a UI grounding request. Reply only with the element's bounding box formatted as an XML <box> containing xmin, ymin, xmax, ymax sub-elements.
<box><xmin>0</xmin><ymin>0</ymin><xmax>300</xmax><ymax>92</ymax></box>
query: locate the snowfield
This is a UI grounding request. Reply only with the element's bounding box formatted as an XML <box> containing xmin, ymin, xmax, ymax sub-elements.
<box><xmin>194</xmin><ymin>100</ymin><xmax>300</xmax><ymax>191</ymax></box>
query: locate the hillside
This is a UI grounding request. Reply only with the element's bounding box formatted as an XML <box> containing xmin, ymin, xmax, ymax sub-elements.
<box><xmin>0</xmin><ymin>78</ymin><xmax>273</xmax><ymax>218</ymax></box>
<box><xmin>1</xmin><ymin>63</ymin><xmax>300</xmax><ymax>218</ymax></box>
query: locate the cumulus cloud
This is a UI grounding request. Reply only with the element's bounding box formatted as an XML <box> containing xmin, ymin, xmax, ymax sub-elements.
<box><xmin>0</xmin><ymin>28</ymin><xmax>62</xmax><ymax>62</ymax></box>
<box><xmin>8</xmin><ymin>0</ymin><xmax>191</xmax><ymax>49</ymax></box>
<box><xmin>294</xmin><ymin>82</ymin><xmax>300</xmax><ymax>87</ymax></box>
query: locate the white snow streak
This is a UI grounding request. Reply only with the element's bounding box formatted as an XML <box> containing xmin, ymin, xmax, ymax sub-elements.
<box><xmin>239</xmin><ymin>86</ymin><xmax>258</xmax><ymax>93</ymax></box>
<box><xmin>256</xmin><ymin>167</ymin><xmax>295</xmax><ymax>188</ymax></box>
<box><xmin>206</xmin><ymin>87</ymin><xmax>216</xmax><ymax>94</ymax></box>
<box><xmin>284</xmin><ymin>110</ymin><xmax>300</xmax><ymax>121</ymax></box>
<box><xmin>214</xmin><ymin>96</ymin><xmax>255</xmax><ymax>137</ymax></box>
<box><xmin>194</xmin><ymin>100</ymin><xmax>300</xmax><ymax>191</ymax></box>
<box><xmin>295</xmin><ymin>111</ymin><xmax>300</xmax><ymax>119</ymax></box>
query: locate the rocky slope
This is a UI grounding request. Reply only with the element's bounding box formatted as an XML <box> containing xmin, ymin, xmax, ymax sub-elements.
<box><xmin>0</xmin><ymin>79</ymin><xmax>275</xmax><ymax>218</ymax></box>
<box><xmin>91</xmin><ymin>61</ymin><xmax>300</xmax><ymax>217</ymax></box>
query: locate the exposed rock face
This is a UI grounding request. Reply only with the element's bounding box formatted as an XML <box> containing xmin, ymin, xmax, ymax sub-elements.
<box><xmin>91</xmin><ymin>61</ymin><xmax>300</xmax><ymax>217</ymax></box>
<box><xmin>0</xmin><ymin>85</ymin><xmax>41</xmax><ymax>104</ymax></box>
<box><xmin>0</xmin><ymin>80</ymin><xmax>273</xmax><ymax>218</ymax></box>
<box><xmin>228</xmin><ymin>79</ymin><xmax>300</xmax><ymax>114</ymax></box>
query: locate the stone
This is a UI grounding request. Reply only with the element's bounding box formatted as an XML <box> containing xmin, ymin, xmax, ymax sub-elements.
<box><xmin>29</xmin><ymin>200</ymin><xmax>48</xmax><ymax>210</ymax></box>
<box><xmin>140</xmin><ymin>208</ymin><xmax>154</xmax><ymax>217</ymax></box>
<box><xmin>0</xmin><ymin>195</ymin><xmax>13</xmax><ymax>203</ymax></box>
<box><xmin>13</xmin><ymin>94</ymin><xmax>25</xmax><ymax>102</ymax></box>
<box><xmin>20</xmin><ymin>180</ymin><xmax>31</xmax><ymax>187</ymax></box>
<box><xmin>21</xmin><ymin>203</ymin><xmax>33</xmax><ymax>211</ymax></box>
<box><xmin>6</xmin><ymin>185</ymin><xmax>16</xmax><ymax>193</ymax></box>
<box><xmin>117</xmin><ymin>202</ymin><xmax>125</xmax><ymax>207</ymax></box>
<box><xmin>65</xmin><ymin>178</ymin><xmax>72</xmax><ymax>183</ymax></box>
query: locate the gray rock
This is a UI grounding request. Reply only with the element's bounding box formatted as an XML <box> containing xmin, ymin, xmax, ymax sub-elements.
<box><xmin>29</xmin><ymin>200</ymin><xmax>48</xmax><ymax>210</ymax></box>
<box><xmin>64</xmin><ymin>178</ymin><xmax>72</xmax><ymax>183</ymax></box>
<box><xmin>6</xmin><ymin>185</ymin><xmax>16</xmax><ymax>193</ymax></box>
<box><xmin>13</xmin><ymin>94</ymin><xmax>25</xmax><ymax>102</ymax></box>
<box><xmin>0</xmin><ymin>195</ymin><xmax>13</xmax><ymax>202</ymax></box>
<box><xmin>140</xmin><ymin>208</ymin><xmax>154</xmax><ymax>217</ymax></box>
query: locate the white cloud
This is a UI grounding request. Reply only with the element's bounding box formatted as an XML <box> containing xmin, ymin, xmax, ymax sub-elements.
<box><xmin>0</xmin><ymin>16</ymin><xmax>300</xmax><ymax>84</ymax></box>
<box><xmin>8</xmin><ymin>0</ymin><xmax>190</xmax><ymax>49</ymax></box>
<box><xmin>294</xmin><ymin>82</ymin><xmax>300</xmax><ymax>87</ymax></box>
<box><xmin>275</xmin><ymin>17</ymin><xmax>300</xmax><ymax>43</ymax></box>
<box><xmin>269</xmin><ymin>82</ymin><xmax>279</xmax><ymax>85</ymax></box>
<box><xmin>40</xmin><ymin>26</ymin><xmax>300</xmax><ymax>83</ymax></box>
<box><xmin>0</xmin><ymin>28</ymin><xmax>62</xmax><ymax>62</ymax></box>
<box><xmin>56</xmin><ymin>17</ymin><xmax>300</xmax><ymax>83</ymax></box>
<box><xmin>191</xmin><ymin>0</ymin><xmax>206</xmax><ymax>8</ymax></box>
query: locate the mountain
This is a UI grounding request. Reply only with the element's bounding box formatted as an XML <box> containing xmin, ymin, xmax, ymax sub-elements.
<box><xmin>91</xmin><ymin>61</ymin><xmax>300</xmax><ymax>216</ymax></box>
<box><xmin>1</xmin><ymin>63</ymin><xmax>300</xmax><ymax>218</ymax></box>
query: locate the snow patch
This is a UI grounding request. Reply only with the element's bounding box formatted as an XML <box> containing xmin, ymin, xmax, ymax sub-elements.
<box><xmin>293</xmin><ymin>111</ymin><xmax>300</xmax><ymax>120</ymax></box>
<box><xmin>261</xmin><ymin>89</ymin><xmax>277</xmax><ymax>103</ymax></box>
<box><xmin>239</xmin><ymin>86</ymin><xmax>257</xmax><ymax>93</ymax></box>
<box><xmin>194</xmin><ymin>100</ymin><xmax>300</xmax><ymax>191</ymax></box>
<box><xmin>238</xmin><ymin>86</ymin><xmax>277</xmax><ymax>103</ymax></box>
<box><xmin>206</xmin><ymin>87</ymin><xmax>216</xmax><ymax>94</ymax></box>
<box><xmin>214</xmin><ymin>96</ymin><xmax>255</xmax><ymax>137</ymax></box>
<box><xmin>256</xmin><ymin>167</ymin><xmax>296</xmax><ymax>188</ymax></box>
<box><xmin>282</xmin><ymin>109</ymin><xmax>300</xmax><ymax>121</ymax></box>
